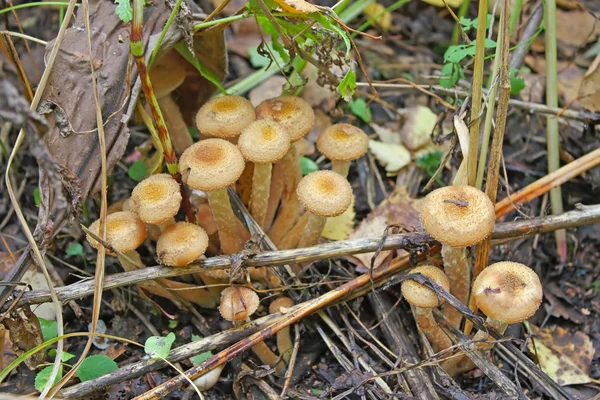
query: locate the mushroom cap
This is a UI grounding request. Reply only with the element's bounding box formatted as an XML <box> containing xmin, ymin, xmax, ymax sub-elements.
<box><xmin>195</xmin><ymin>96</ymin><xmax>256</xmax><ymax>139</ymax></box>
<box><xmin>269</xmin><ymin>297</ymin><xmax>294</xmax><ymax>314</ymax></box>
<box><xmin>218</xmin><ymin>286</ymin><xmax>260</xmax><ymax>321</ymax></box>
<box><xmin>179</xmin><ymin>138</ymin><xmax>246</xmax><ymax>191</ymax></box>
<box><xmin>296</xmin><ymin>170</ymin><xmax>353</xmax><ymax>218</ymax></box>
<box><xmin>420</xmin><ymin>185</ymin><xmax>495</xmax><ymax>247</ymax></box>
<box><xmin>472</xmin><ymin>261</ymin><xmax>543</xmax><ymax>324</ymax></box>
<box><xmin>317</xmin><ymin>123</ymin><xmax>369</xmax><ymax>161</ymax></box>
<box><xmin>156</xmin><ymin>222</ymin><xmax>209</xmax><ymax>267</ymax></box>
<box><xmin>130</xmin><ymin>174</ymin><xmax>182</xmax><ymax>224</ymax></box>
<box><xmin>238</xmin><ymin>120</ymin><xmax>291</xmax><ymax>164</ymax></box>
<box><xmin>401</xmin><ymin>264</ymin><xmax>450</xmax><ymax>308</ymax></box>
<box><xmin>255</xmin><ymin>96</ymin><xmax>315</xmax><ymax>142</ymax></box>
<box><xmin>87</xmin><ymin>211</ymin><xmax>146</xmax><ymax>254</ymax></box>
<box><xmin>149</xmin><ymin>52</ymin><xmax>186</xmax><ymax>99</ymax></box>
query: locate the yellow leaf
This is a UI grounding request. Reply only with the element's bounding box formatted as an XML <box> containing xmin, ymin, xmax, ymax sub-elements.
<box><xmin>272</xmin><ymin>0</ymin><xmax>320</xmax><ymax>14</ymax></box>
<box><xmin>420</xmin><ymin>0</ymin><xmax>464</xmax><ymax>8</ymax></box>
<box><xmin>368</xmin><ymin>140</ymin><xmax>411</xmax><ymax>175</ymax></box>
<box><xmin>322</xmin><ymin>196</ymin><xmax>355</xmax><ymax>240</ymax></box>
<box><xmin>364</xmin><ymin>3</ymin><xmax>392</xmax><ymax>32</ymax></box>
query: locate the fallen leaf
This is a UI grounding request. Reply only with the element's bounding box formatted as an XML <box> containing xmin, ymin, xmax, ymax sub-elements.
<box><xmin>528</xmin><ymin>325</ymin><xmax>594</xmax><ymax>386</ymax></box>
<box><xmin>272</xmin><ymin>0</ymin><xmax>320</xmax><ymax>14</ymax></box>
<box><xmin>524</xmin><ymin>56</ymin><xmax>585</xmax><ymax>104</ymax></box>
<box><xmin>371</xmin><ymin>123</ymin><xmax>401</xmax><ymax>145</ymax></box>
<box><xmin>364</xmin><ymin>3</ymin><xmax>392</xmax><ymax>32</ymax></box>
<box><xmin>399</xmin><ymin>106</ymin><xmax>437</xmax><ymax>150</ymax></box>
<box><xmin>323</xmin><ymin>196</ymin><xmax>355</xmax><ymax>240</ymax></box>
<box><xmin>2</xmin><ymin>307</ymin><xmax>45</xmax><ymax>369</ymax></box>
<box><xmin>368</xmin><ymin>140</ymin><xmax>411</xmax><ymax>175</ymax></box>
<box><xmin>555</xmin><ymin>9</ymin><xmax>600</xmax><ymax>58</ymax></box>
<box><xmin>249</xmin><ymin>76</ymin><xmax>286</xmax><ymax>107</ymax></box>
<box><xmin>578</xmin><ymin>53</ymin><xmax>600</xmax><ymax>112</ymax></box>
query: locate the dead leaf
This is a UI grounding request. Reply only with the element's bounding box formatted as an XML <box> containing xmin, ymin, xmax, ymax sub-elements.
<box><xmin>555</xmin><ymin>9</ymin><xmax>600</xmax><ymax>58</ymax></box>
<box><xmin>249</xmin><ymin>76</ymin><xmax>286</xmax><ymax>107</ymax></box>
<box><xmin>399</xmin><ymin>106</ymin><xmax>437</xmax><ymax>150</ymax></box>
<box><xmin>272</xmin><ymin>0</ymin><xmax>320</xmax><ymax>14</ymax></box>
<box><xmin>528</xmin><ymin>325</ymin><xmax>594</xmax><ymax>386</ymax></box>
<box><xmin>323</xmin><ymin>196</ymin><xmax>355</xmax><ymax>240</ymax></box>
<box><xmin>578</xmin><ymin>53</ymin><xmax>600</xmax><ymax>112</ymax></box>
<box><xmin>368</xmin><ymin>140</ymin><xmax>411</xmax><ymax>175</ymax></box>
<box><xmin>2</xmin><ymin>307</ymin><xmax>45</xmax><ymax>369</ymax></box>
<box><xmin>524</xmin><ymin>56</ymin><xmax>585</xmax><ymax>104</ymax></box>
<box><xmin>364</xmin><ymin>3</ymin><xmax>392</xmax><ymax>32</ymax></box>
<box><xmin>371</xmin><ymin>123</ymin><xmax>400</xmax><ymax>145</ymax></box>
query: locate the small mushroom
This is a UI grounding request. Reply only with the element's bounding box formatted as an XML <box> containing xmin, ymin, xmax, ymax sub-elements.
<box><xmin>130</xmin><ymin>173</ymin><xmax>182</xmax><ymax>228</ymax></box>
<box><xmin>420</xmin><ymin>185</ymin><xmax>495</xmax><ymax>327</ymax></box>
<box><xmin>255</xmin><ymin>96</ymin><xmax>314</xmax><ymax>142</ymax></box>
<box><xmin>179</xmin><ymin>139</ymin><xmax>246</xmax><ymax>254</ymax></box>
<box><xmin>156</xmin><ymin>222</ymin><xmax>209</xmax><ymax>267</ymax></box>
<box><xmin>296</xmin><ymin>170</ymin><xmax>353</xmax><ymax>248</ymax></box>
<box><xmin>316</xmin><ymin>123</ymin><xmax>369</xmax><ymax>177</ymax></box>
<box><xmin>196</xmin><ymin>96</ymin><xmax>256</xmax><ymax>140</ymax></box>
<box><xmin>401</xmin><ymin>264</ymin><xmax>453</xmax><ymax>353</ymax></box>
<box><xmin>238</xmin><ymin>120</ymin><xmax>291</xmax><ymax>228</ymax></box>
<box><xmin>190</xmin><ymin>364</ymin><xmax>224</xmax><ymax>392</ymax></box>
<box><xmin>87</xmin><ymin>211</ymin><xmax>146</xmax><ymax>258</ymax></box>
<box><xmin>269</xmin><ymin>297</ymin><xmax>295</xmax><ymax>364</ymax></box>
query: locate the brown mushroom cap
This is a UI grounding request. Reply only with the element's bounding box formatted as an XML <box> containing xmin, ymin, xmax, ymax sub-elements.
<box><xmin>195</xmin><ymin>96</ymin><xmax>256</xmax><ymax>139</ymax></box>
<box><xmin>420</xmin><ymin>185</ymin><xmax>495</xmax><ymax>247</ymax></box>
<box><xmin>130</xmin><ymin>174</ymin><xmax>182</xmax><ymax>224</ymax></box>
<box><xmin>297</xmin><ymin>170</ymin><xmax>353</xmax><ymax>218</ymax></box>
<box><xmin>255</xmin><ymin>96</ymin><xmax>315</xmax><ymax>142</ymax></box>
<box><xmin>472</xmin><ymin>261</ymin><xmax>543</xmax><ymax>325</ymax></box>
<box><xmin>179</xmin><ymin>138</ymin><xmax>245</xmax><ymax>192</ymax></box>
<box><xmin>269</xmin><ymin>297</ymin><xmax>294</xmax><ymax>314</ymax></box>
<box><xmin>317</xmin><ymin>123</ymin><xmax>369</xmax><ymax>161</ymax></box>
<box><xmin>218</xmin><ymin>286</ymin><xmax>260</xmax><ymax>321</ymax></box>
<box><xmin>149</xmin><ymin>52</ymin><xmax>186</xmax><ymax>99</ymax></box>
<box><xmin>87</xmin><ymin>211</ymin><xmax>146</xmax><ymax>254</ymax></box>
<box><xmin>401</xmin><ymin>264</ymin><xmax>450</xmax><ymax>308</ymax></box>
<box><xmin>156</xmin><ymin>222</ymin><xmax>209</xmax><ymax>267</ymax></box>
<box><xmin>238</xmin><ymin>120</ymin><xmax>291</xmax><ymax>164</ymax></box>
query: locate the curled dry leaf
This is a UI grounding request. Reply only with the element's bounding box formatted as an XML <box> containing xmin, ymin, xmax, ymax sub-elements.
<box><xmin>578</xmin><ymin>54</ymin><xmax>600</xmax><ymax>112</ymax></box>
<box><xmin>368</xmin><ymin>140</ymin><xmax>411</xmax><ymax>175</ymax></box>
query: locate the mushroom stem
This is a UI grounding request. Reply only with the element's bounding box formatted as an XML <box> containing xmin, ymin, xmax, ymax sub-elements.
<box><xmin>278</xmin><ymin>212</ymin><xmax>309</xmax><ymax>249</ymax></box>
<box><xmin>251</xmin><ymin>341</ymin><xmax>286</xmax><ymax>376</ymax></box>
<box><xmin>413</xmin><ymin>306</ymin><xmax>453</xmax><ymax>353</ymax></box>
<box><xmin>440</xmin><ymin>246</ymin><xmax>470</xmax><ymax>329</ymax></box>
<box><xmin>331</xmin><ymin>160</ymin><xmax>350</xmax><ymax>178</ymax></box>
<box><xmin>298</xmin><ymin>213</ymin><xmax>327</xmax><ymax>248</ymax></box>
<box><xmin>264</xmin><ymin>160</ymin><xmax>285</xmax><ymax>231</ymax></box>
<box><xmin>196</xmin><ymin>271</ymin><xmax>227</xmax><ymax>302</ymax></box>
<box><xmin>249</xmin><ymin>163</ymin><xmax>272</xmax><ymax>228</ymax></box>
<box><xmin>206</xmin><ymin>188</ymin><xmax>242</xmax><ymax>254</ymax></box>
<box><xmin>268</xmin><ymin>145</ymin><xmax>302</xmax><ymax>239</ymax></box>
<box><xmin>158</xmin><ymin>96</ymin><xmax>193</xmax><ymax>155</ymax></box>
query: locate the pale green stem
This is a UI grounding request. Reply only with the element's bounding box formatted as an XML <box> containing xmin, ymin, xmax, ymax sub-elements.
<box><xmin>509</xmin><ymin>0</ymin><xmax>524</xmax><ymax>35</ymax></box>
<box><xmin>207</xmin><ymin>189</ymin><xmax>242</xmax><ymax>255</ymax></box>
<box><xmin>298</xmin><ymin>213</ymin><xmax>327</xmax><ymax>248</ymax></box>
<box><xmin>545</xmin><ymin>0</ymin><xmax>567</xmax><ymax>261</ymax></box>
<box><xmin>250</xmin><ymin>163</ymin><xmax>272</xmax><ymax>229</ymax></box>
<box><xmin>414</xmin><ymin>306</ymin><xmax>453</xmax><ymax>353</ymax></box>
<box><xmin>441</xmin><ymin>245</ymin><xmax>470</xmax><ymax>329</ymax></box>
<box><xmin>332</xmin><ymin>160</ymin><xmax>350</xmax><ymax>178</ymax></box>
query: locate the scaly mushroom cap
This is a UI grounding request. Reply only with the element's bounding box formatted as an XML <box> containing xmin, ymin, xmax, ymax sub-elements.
<box><xmin>149</xmin><ymin>52</ymin><xmax>186</xmax><ymax>99</ymax></box>
<box><xmin>255</xmin><ymin>96</ymin><xmax>315</xmax><ymax>142</ymax></box>
<box><xmin>401</xmin><ymin>264</ymin><xmax>450</xmax><ymax>308</ymax></box>
<box><xmin>296</xmin><ymin>170</ymin><xmax>353</xmax><ymax>218</ymax></box>
<box><xmin>87</xmin><ymin>211</ymin><xmax>146</xmax><ymax>255</ymax></box>
<box><xmin>420</xmin><ymin>185</ymin><xmax>495</xmax><ymax>247</ymax></box>
<box><xmin>238</xmin><ymin>120</ymin><xmax>291</xmax><ymax>164</ymax></box>
<box><xmin>317</xmin><ymin>123</ymin><xmax>369</xmax><ymax>161</ymax></box>
<box><xmin>472</xmin><ymin>261</ymin><xmax>543</xmax><ymax>325</ymax></box>
<box><xmin>195</xmin><ymin>96</ymin><xmax>256</xmax><ymax>139</ymax></box>
<box><xmin>269</xmin><ymin>297</ymin><xmax>294</xmax><ymax>314</ymax></box>
<box><xmin>156</xmin><ymin>222</ymin><xmax>209</xmax><ymax>267</ymax></box>
<box><xmin>130</xmin><ymin>174</ymin><xmax>182</xmax><ymax>224</ymax></box>
<box><xmin>218</xmin><ymin>286</ymin><xmax>260</xmax><ymax>321</ymax></box>
<box><xmin>179</xmin><ymin>138</ymin><xmax>245</xmax><ymax>192</ymax></box>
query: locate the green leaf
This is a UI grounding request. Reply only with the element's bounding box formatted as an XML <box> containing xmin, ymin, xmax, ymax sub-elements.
<box><xmin>509</xmin><ymin>68</ymin><xmax>526</xmax><ymax>95</ymax></box>
<box><xmin>337</xmin><ymin>70</ymin><xmax>356</xmax><ymax>102</ymax></box>
<box><xmin>39</xmin><ymin>318</ymin><xmax>58</xmax><ymax>342</ymax></box>
<box><xmin>168</xmin><ymin>320</ymin><xmax>178</xmax><ymax>329</ymax></box>
<box><xmin>66</xmin><ymin>242</ymin><xmax>83</xmax><ymax>257</ymax></box>
<box><xmin>127</xmin><ymin>160</ymin><xmax>147</xmax><ymax>182</ymax></box>
<box><xmin>144</xmin><ymin>332</ymin><xmax>176</xmax><ymax>359</ymax></box>
<box><xmin>459</xmin><ymin>14</ymin><xmax>492</xmax><ymax>31</ymax></box>
<box><xmin>439</xmin><ymin>63</ymin><xmax>459</xmax><ymax>88</ymax></box>
<box><xmin>416</xmin><ymin>151</ymin><xmax>444</xmax><ymax>177</ymax></box>
<box><xmin>174</xmin><ymin>41</ymin><xmax>226</xmax><ymax>94</ymax></box>
<box><xmin>114</xmin><ymin>0</ymin><xmax>132</xmax><ymax>24</ymax></box>
<box><xmin>300</xmin><ymin>157</ymin><xmax>319</xmax><ymax>176</ymax></box>
<box><xmin>349</xmin><ymin>98</ymin><xmax>372</xmax><ymax>123</ymax></box>
<box><xmin>35</xmin><ymin>365</ymin><xmax>63</xmax><ymax>392</ymax></box>
<box><xmin>190</xmin><ymin>334</ymin><xmax>213</xmax><ymax>365</ymax></box>
<box><xmin>48</xmin><ymin>349</ymin><xmax>75</xmax><ymax>362</ymax></box>
<box><xmin>76</xmin><ymin>355</ymin><xmax>118</xmax><ymax>382</ymax></box>
<box><xmin>33</xmin><ymin>188</ymin><xmax>41</xmax><ymax>207</ymax></box>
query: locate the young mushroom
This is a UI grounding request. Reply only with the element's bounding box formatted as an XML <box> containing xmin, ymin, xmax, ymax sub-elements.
<box><xmin>401</xmin><ymin>264</ymin><xmax>453</xmax><ymax>353</ymax></box>
<box><xmin>316</xmin><ymin>123</ymin><xmax>369</xmax><ymax>177</ymax></box>
<box><xmin>190</xmin><ymin>364</ymin><xmax>225</xmax><ymax>392</ymax></box>
<box><xmin>130</xmin><ymin>173</ymin><xmax>182</xmax><ymax>231</ymax></box>
<box><xmin>156</xmin><ymin>222</ymin><xmax>209</xmax><ymax>267</ymax></box>
<box><xmin>196</xmin><ymin>95</ymin><xmax>256</xmax><ymax>140</ymax></box>
<box><xmin>86</xmin><ymin>211</ymin><xmax>146</xmax><ymax>264</ymax></box>
<box><xmin>420</xmin><ymin>185</ymin><xmax>495</xmax><ymax>328</ymax></box>
<box><xmin>269</xmin><ymin>297</ymin><xmax>295</xmax><ymax>364</ymax></box>
<box><xmin>238</xmin><ymin>120</ymin><xmax>291</xmax><ymax>228</ymax></box>
<box><xmin>179</xmin><ymin>138</ymin><xmax>246</xmax><ymax>254</ymax></box>
<box><xmin>296</xmin><ymin>170</ymin><xmax>353</xmax><ymax>249</ymax></box>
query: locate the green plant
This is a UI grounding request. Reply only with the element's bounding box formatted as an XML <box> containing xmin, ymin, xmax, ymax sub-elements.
<box><xmin>416</xmin><ymin>151</ymin><xmax>444</xmax><ymax>186</ymax></box>
<box><xmin>144</xmin><ymin>332</ymin><xmax>176</xmax><ymax>359</ymax></box>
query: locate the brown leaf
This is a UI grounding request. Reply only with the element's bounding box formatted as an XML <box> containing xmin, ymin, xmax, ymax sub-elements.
<box><xmin>2</xmin><ymin>307</ymin><xmax>45</xmax><ymax>369</ymax></box>
<box><xmin>555</xmin><ymin>9</ymin><xmax>600</xmax><ymax>58</ymax></box>
<box><xmin>578</xmin><ymin>53</ymin><xmax>600</xmax><ymax>112</ymax></box>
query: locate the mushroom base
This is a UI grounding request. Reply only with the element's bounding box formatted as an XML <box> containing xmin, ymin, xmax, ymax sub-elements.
<box><xmin>207</xmin><ymin>188</ymin><xmax>243</xmax><ymax>255</ymax></box>
<box><xmin>413</xmin><ymin>306</ymin><xmax>453</xmax><ymax>353</ymax></box>
<box><xmin>331</xmin><ymin>160</ymin><xmax>351</xmax><ymax>178</ymax></box>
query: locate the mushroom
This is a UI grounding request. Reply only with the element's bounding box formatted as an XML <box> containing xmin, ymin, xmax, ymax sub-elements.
<box><xmin>401</xmin><ymin>264</ymin><xmax>453</xmax><ymax>353</ymax></box>
<box><xmin>196</xmin><ymin>95</ymin><xmax>256</xmax><ymax>140</ymax></box>
<box><xmin>130</xmin><ymin>174</ymin><xmax>182</xmax><ymax>233</ymax></box>
<box><xmin>296</xmin><ymin>170</ymin><xmax>353</xmax><ymax>248</ymax></box>
<box><xmin>269</xmin><ymin>297</ymin><xmax>295</xmax><ymax>364</ymax></box>
<box><xmin>238</xmin><ymin>119</ymin><xmax>291</xmax><ymax>228</ymax></box>
<box><xmin>86</xmin><ymin>211</ymin><xmax>146</xmax><ymax>261</ymax></box>
<box><xmin>179</xmin><ymin>138</ymin><xmax>246</xmax><ymax>255</ymax></box>
<box><xmin>218</xmin><ymin>286</ymin><xmax>286</xmax><ymax>375</ymax></box>
<box><xmin>191</xmin><ymin>364</ymin><xmax>224</xmax><ymax>392</ymax></box>
<box><xmin>258</xmin><ymin>96</ymin><xmax>315</xmax><ymax>242</ymax></box>
<box><xmin>420</xmin><ymin>185</ymin><xmax>495</xmax><ymax>328</ymax></box>
<box><xmin>316</xmin><ymin>123</ymin><xmax>369</xmax><ymax>177</ymax></box>
<box><xmin>156</xmin><ymin>222</ymin><xmax>209</xmax><ymax>267</ymax></box>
